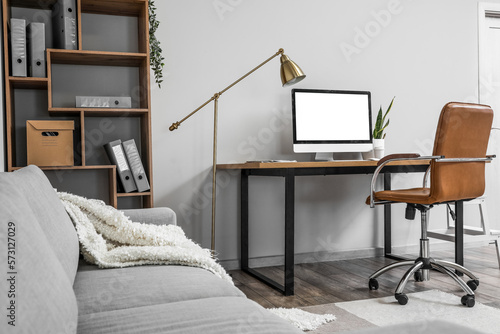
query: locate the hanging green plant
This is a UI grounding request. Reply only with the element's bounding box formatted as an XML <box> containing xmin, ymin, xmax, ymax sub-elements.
<box><xmin>149</xmin><ymin>0</ymin><xmax>164</xmax><ymax>88</ymax></box>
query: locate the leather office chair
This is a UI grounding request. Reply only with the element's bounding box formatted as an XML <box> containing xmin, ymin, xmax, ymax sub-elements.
<box><xmin>367</xmin><ymin>102</ymin><xmax>494</xmax><ymax>308</ymax></box>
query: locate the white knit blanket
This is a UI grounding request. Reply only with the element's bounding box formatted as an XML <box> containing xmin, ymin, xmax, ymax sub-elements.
<box><xmin>57</xmin><ymin>192</ymin><xmax>232</xmax><ymax>284</ymax></box>
<box><xmin>57</xmin><ymin>192</ymin><xmax>337</xmax><ymax>331</ymax></box>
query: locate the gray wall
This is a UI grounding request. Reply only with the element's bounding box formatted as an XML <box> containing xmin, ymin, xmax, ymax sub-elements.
<box><xmin>151</xmin><ymin>0</ymin><xmax>500</xmax><ymax>266</ymax></box>
<box><xmin>1</xmin><ymin>1</ymin><xmax>497</xmax><ymax>262</ymax></box>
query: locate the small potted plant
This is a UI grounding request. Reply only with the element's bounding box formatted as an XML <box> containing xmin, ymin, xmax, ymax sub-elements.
<box><xmin>372</xmin><ymin>97</ymin><xmax>394</xmax><ymax>159</ymax></box>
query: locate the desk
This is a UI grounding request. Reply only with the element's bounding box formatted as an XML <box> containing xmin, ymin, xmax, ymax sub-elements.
<box><xmin>218</xmin><ymin>160</ymin><xmax>466</xmax><ymax>296</ymax></box>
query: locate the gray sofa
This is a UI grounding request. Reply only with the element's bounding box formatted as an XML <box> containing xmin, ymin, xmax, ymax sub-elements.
<box><xmin>0</xmin><ymin>166</ymin><xmax>302</xmax><ymax>334</ymax></box>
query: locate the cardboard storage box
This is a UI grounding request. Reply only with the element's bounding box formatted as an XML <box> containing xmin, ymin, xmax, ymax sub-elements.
<box><xmin>27</xmin><ymin>120</ymin><xmax>74</xmax><ymax>167</ymax></box>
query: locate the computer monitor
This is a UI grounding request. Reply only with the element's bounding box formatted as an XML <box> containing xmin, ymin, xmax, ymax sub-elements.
<box><xmin>292</xmin><ymin>89</ymin><xmax>373</xmax><ymax>161</ymax></box>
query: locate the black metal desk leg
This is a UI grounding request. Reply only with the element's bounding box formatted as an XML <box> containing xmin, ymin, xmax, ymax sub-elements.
<box><xmin>284</xmin><ymin>169</ymin><xmax>295</xmax><ymax>296</ymax></box>
<box><xmin>384</xmin><ymin>173</ymin><xmax>392</xmax><ymax>256</ymax></box>
<box><xmin>455</xmin><ymin>200</ymin><xmax>464</xmax><ymax>274</ymax></box>
<box><xmin>241</xmin><ymin>170</ymin><xmax>249</xmax><ymax>270</ymax></box>
<box><xmin>240</xmin><ymin>169</ymin><xmax>294</xmax><ymax>295</ymax></box>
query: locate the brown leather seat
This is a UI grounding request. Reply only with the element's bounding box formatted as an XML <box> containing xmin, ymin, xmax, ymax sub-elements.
<box><xmin>367</xmin><ymin>102</ymin><xmax>494</xmax><ymax>307</ymax></box>
<box><xmin>373</xmin><ymin>102</ymin><xmax>493</xmax><ymax>205</ymax></box>
<box><xmin>369</xmin><ymin>188</ymin><xmax>431</xmax><ymax>204</ymax></box>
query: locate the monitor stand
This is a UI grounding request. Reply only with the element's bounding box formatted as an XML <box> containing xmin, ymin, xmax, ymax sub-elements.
<box><xmin>315</xmin><ymin>152</ymin><xmax>334</xmax><ymax>161</ymax></box>
<box><xmin>315</xmin><ymin>152</ymin><xmax>363</xmax><ymax>161</ymax></box>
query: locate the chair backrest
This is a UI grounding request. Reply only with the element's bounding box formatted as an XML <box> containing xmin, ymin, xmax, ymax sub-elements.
<box><xmin>429</xmin><ymin>102</ymin><xmax>493</xmax><ymax>203</ymax></box>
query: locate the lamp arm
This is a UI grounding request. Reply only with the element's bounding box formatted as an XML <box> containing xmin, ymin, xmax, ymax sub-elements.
<box><xmin>169</xmin><ymin>95</ymin><xmax>217</xmax><ymax>131</ymax></box>
<box><xmin>169</xmin><ymin>48</ymin><xmax>285</xmax><ymax>131</ymax></box>
<box><xmin>218</xmin><ymin>48</ymin><xmax>284</xmax><ymax>96</ymax></box>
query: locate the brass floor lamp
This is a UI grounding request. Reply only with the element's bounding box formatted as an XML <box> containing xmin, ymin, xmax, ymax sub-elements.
<box><xmin>169</xmin><ymin>48</ymin><xmax>306</xmax><ymax>251</ymax></box>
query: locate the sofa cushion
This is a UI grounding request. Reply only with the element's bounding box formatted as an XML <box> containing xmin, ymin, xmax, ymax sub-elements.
<box><xmin>0</xmin><ymin>183</ymin><xmax>78</xmax><ymax>333</ymax></box>
<box><xmin>77</xmin><ymin>296</ymin><xmax>302</xmax><ymax>334</ymax></box>
<box><xmin>74</xmin><ymin>264</ymin><xmax>244</xmax><ymax>315</ymax></box>
<box><xmin>121</xmin><ymin>207</ymin><xmax>177</xmax><ymax>226</ymax></box>
<box><xmin>5</xmin><ymin>166</ymin><xmax>80</xmax><ymax>283</ymax></box>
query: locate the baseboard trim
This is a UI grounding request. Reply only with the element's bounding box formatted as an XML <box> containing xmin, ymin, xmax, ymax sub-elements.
<box><xmin>220</xmin><ymin>240</ymin><xmax>491</xmax><ymax>271</ymax></box>
<box><xmin>220</xmin><ymin>247</ymin><xmax>383</xmax><ymax>271</ymax></box>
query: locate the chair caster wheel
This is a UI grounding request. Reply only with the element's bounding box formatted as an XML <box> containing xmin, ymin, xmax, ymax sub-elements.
<box><xmin>368</xmin><ymin>278</ymin><xmax>379</xmax><ymax>290</ymax></box>
<box><xmin>467</xmin><ymin>279</ymin><xmax>479</xmax><ymax>291</ymax></box>
<box><xmin>414</xmin><ymin>271</ymin><xmax>423</xmax><ymax>282</ymax></box>
<box><xmin>395</xmin><ymin>293</ymin><xmax>408</xmax><ymax>305</ymax></box>
<box><xmin>461</xmin><ymin>295</ymin><xmax>475</xmax><ymax>307</ymax></box>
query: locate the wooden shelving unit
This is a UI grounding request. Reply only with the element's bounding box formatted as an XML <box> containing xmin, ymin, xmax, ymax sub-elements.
<box><xmin>47</xmin><ymin>49</ymin><xmax>148</xmax><ymax>66</ymax></box>
<box><xmin>2</xmin><ymin>0</ymin><xmax>153</xmax><ymax>209</ymax></box>
<box><xmin>9</xmin><ymin>76</ymin><xmax>48</xmax><ymax>89</ymax></box>
<box><xmin>47</xmin><ymin>108</ymin><xmax>149</xmax><ymax>116</ymax></box>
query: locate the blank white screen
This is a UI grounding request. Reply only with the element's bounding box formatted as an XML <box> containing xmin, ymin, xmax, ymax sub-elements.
<box><xmin>295</xmin><ymin>92</ymin><xmax>370</xmax><ymax>141</ymax></box>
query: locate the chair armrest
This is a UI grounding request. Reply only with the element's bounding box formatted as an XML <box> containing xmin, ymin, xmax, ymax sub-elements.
<box><xmin>422</xmin><ymin>155</ymin><xmax>495</xmax><ymax>187</ymax></box>
<box><xmin>377</xmin><ymin>153</ymin><xmax>421</xmax><ymax>166</ymax></box>
<box><xmin>435</xmin><ymin>155</ymin><xmax>495</xmax><ymax>163</ymax></box>
<box><xmin>121</xmin><ymin>207</ymin><xmax>177</xmax><ymax>226</ymax></box>
<box><xmin>369</xmin><ymin>154</ymin><xmax>495</xmax><ymax>207</ymax></box>
<box><xmin>369</xmin><ymin>154</ymin><xmax>442</xmax><ymax>208</ymax></box>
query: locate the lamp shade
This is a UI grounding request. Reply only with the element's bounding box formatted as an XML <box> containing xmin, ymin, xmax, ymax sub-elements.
<box><xmin>280</xmin><ymin>54</ymin><xmax>306</xmax><ymax>87</ymax></box>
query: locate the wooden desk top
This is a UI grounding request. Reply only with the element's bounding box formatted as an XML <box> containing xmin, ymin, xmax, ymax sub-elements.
<box><xmin>217</xmin><ymin>160</ymin><xmax>431</xmax><ymax>170</ymax></box>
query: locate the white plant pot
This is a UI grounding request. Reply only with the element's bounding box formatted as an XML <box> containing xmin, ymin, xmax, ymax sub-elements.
<box><xmin>373</xmin><ymin>139</ymin><xmax>385</xmax><ymax>159</ymax></box>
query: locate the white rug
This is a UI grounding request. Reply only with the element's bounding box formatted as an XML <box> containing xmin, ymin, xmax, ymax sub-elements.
<box><xmin>335</xmin><ymin>290</ymin><xmax>500</xmax><ymax>334</ymax></box>
<box><xmin>268</xmin><ymin>307</ymin><xmax>336</xmax><ymax>331</ymax></box>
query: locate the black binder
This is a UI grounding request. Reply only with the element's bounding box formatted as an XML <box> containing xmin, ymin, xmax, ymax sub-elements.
<box><xmin>104</xmin><ymin>140</ymin><xmax>137</xmax><ymax>193</ymax></box>
<box><xmin>122</xmin><ymin>139</ymin><xmax>150</xmax><ymax>192</ymax></box>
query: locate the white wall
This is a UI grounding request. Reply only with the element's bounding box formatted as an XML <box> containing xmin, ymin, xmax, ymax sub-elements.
<box><xmin>151</xmin><ymin>0</ymin><xmax>499</xmax><ymax>265</ymax></box>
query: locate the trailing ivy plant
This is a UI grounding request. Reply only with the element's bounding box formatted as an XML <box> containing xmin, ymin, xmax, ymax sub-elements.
<box><xmin>149</xmin><ymin>0</ymin><xmax>164</xmax><ymax>88</ymax></box>
<box><xmin>373</xmin><ymin>97</ymin><xmax>395</xmax><ymax>139</ymax></box>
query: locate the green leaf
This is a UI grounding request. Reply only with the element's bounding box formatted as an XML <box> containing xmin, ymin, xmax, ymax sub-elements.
<box><xmin>380</xmin><ymin>119</ymin><xmax>390</xmax><ymax>133</ymax></box>
<box><xmin>373</xmin><ymin>107</ymin><xmax>383</xmax><ymax>138</ymax></box>
<box><xmin>372</xmin><ymin>97</ymin><xmax>395</xmax><ymax>139</ymax></box>
<box><xmin>381</xmin><ymin>97</ymin><xmax>394</xmax><ymax>125</ymax></box>
<box><xmin>149</xmin><ymin>0</ymin><xmax>164</xmax><ymax>88</ymax></box>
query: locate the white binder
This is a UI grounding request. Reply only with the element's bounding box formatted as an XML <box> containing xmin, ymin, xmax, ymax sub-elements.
<box><xmin>104</xmin><ymin>140</ymin><xmax>137</xmax><ymax>193</ymax></box>
<box><xmin>52</xmin><ymin>0</ymin><xmax>77</xmax><ymax>50</ymax></box>
<box><xmin>27</xmin><ymin>22</ymin><xmax>46</xmax><ymax>78</ymax></box>
<box><xmin>10</xmin><ymin>18</ymin><xmax>27</xmax><ymax>77</ymax></box>
<box><xmin>122</xmin><ymin>139</ymin><xmax>150</xmax><ymax>192</ymax></box>
<box><xmin>75</xmin><ymin>96</ymin><xmax>132</xmax><ymax>108</ymax></box>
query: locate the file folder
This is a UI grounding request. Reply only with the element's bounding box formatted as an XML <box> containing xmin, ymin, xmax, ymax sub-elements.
<box><xmin>52</xmin><ymin>0</ymin><xmax>77</xmax><ymax>50</ymax></box>
<box><xmin>75</xmin><ymin>96</ymin><xmax>132</xmax><ymax>108</ymax></box>
<box><xmin>27</xmin><ymin>22</ymin><xmax>46</xmax><ymax>77</ymax></box>
<box><xmin>122</xmin><ymin>139</ymin><xmax>150</xmax><ymax>192</ymax></box>
<box><xmin>9</xmin><ymin>18</ymin><xmax>27</xmax><ymax>77</ymax></box>
<box><xmin>104</xmin><ymin>140</ymin><xmax>137</xmax><ymax>193</ymax></box>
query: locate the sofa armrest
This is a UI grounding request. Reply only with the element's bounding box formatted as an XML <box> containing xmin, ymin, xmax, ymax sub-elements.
<box><xmin>121</xmin><ymin>207</ymin><xmax>177</xmax><ymax>226</ymax></box>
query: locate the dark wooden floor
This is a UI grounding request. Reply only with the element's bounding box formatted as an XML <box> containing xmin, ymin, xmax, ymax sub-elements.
<box><xmin>229</xmin><ymin>245</ymin><xmax>500</xmax><ymax>309</ymax></box>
